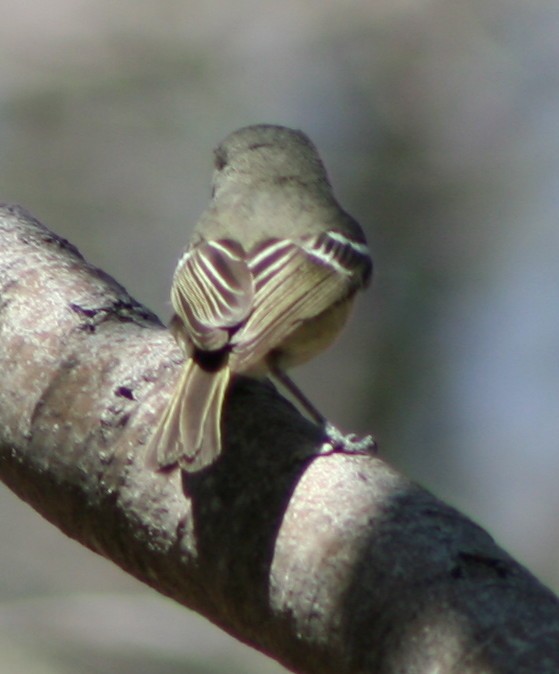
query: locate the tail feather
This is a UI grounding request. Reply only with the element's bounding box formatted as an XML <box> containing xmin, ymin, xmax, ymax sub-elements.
<box><xmin>148</xmin><ymin>359</ymin><xmax>230</xmax><ymax>472</ymax></box>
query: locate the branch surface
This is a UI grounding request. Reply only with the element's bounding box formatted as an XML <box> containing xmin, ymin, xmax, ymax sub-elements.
<box><xmin>0</xmin><ymin>204</ymin><xmax>558</xmax><ymax>674</ymax></box>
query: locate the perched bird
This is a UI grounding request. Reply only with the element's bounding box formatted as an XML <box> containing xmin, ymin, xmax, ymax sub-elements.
<box><xmin>150</xmin><ymin>124</ymin><xmax>373</xmax><ymax>472</ymax></box>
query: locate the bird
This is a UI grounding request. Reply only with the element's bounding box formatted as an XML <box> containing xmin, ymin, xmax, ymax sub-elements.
<box><xmin>149</xmin><ymin>124</ymin><xmax>373</xmax><ymax>472</ymax></box>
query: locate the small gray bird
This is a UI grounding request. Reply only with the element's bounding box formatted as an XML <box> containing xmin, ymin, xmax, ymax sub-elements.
<box><xmin>150</xmin><ymin>124</ymin><xmax>373</xmax><ymax>472</ymax></box>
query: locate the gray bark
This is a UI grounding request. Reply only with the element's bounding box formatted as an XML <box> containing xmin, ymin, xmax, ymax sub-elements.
<box><xmin>0</xmin><ymin>203</ymin><xmax>558</xmax><ymax>674</ymax></box>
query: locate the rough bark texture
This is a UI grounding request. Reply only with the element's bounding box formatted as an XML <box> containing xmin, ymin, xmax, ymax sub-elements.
<box><xmin>1</xmin><ymin>203</ymin><xmax>558</xmax><ymax>674</ymax></box>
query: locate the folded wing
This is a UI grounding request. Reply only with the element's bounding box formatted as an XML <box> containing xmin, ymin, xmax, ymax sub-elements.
<box><xmin>171</xmin><ymin>239</ymin><xmax>255</xmax><ymax>352</ymax></box>
<box><xmin>230</xmin><ymin>230</ymin><xmax>371</xmax><ymax>372</ymax></box>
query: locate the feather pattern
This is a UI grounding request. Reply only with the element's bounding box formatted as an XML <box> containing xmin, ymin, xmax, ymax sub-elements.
<box><xmin>171</xmin><ymin>239</ymin><xmax>254</xmax><ymax>352</ymax></box>
<box><xmin>154</xmin><ymin>228</ymin><xmax>370</xmax><ymax>470</ymax></box>
<box><xmin>151</xmin><ymin>359</ymin><xmax>230</xmax><ymax>470</ymax></box>
<box><xmin>230</xmin><ymin>231</ymin><xmax>371</xmax><ymax>371</ymax></box>
<box><xmin>301</xmin><ymin>230</ymin><xmax>372</xmax><ymax>280</ymax></box>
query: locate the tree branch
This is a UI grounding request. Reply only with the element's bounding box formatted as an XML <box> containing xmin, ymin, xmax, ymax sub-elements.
<box><xmin>1</xmin><ymin>203</ymin><xmax>558</xmax><ymax>673</ymax></box>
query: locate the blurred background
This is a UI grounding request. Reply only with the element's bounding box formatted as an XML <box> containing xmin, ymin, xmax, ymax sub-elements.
<box><xmin>1</xmin><ymin>0</ymin><xmax>559</xmax><ymax>671</ymax></box>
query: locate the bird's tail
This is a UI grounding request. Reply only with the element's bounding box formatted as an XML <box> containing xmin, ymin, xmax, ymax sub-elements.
<box><xmin>148</xmin><ymin>358</ymin><xmax>230</xmax><ymax>472</ymax></box>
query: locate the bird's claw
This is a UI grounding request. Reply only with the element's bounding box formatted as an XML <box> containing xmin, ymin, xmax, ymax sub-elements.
<box><xmin>319</xmin><ymin>422</ymin><xmax>378</xmax><ymax>456</ymax></box>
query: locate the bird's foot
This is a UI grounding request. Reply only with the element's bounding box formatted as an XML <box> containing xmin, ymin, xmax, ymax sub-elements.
<box><xmin>319</xmin><ymin>422</ymin><xmax>378</xmax><ymax>456</ymax></box>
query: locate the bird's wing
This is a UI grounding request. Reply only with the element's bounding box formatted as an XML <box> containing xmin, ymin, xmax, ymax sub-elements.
<box><xmin>171</xmin><ymin>239</ymin><xmax>255</xmax><ymax>352</ymax></box>
<box><xmin>230</xmin><ymin>231</ymin><xmax>371</xmax><ymax>371</ymax></box>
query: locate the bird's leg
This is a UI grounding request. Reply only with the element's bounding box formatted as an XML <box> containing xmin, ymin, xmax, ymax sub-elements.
<box><xmin>270</xmin><ymin>365</ymin><xmax>327</xmax><ymax>425</ymax></box>
<box><xmin>270</xmin><ymin>366</ymin><xmax>377</xmax><ymax>456</ymax></box>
